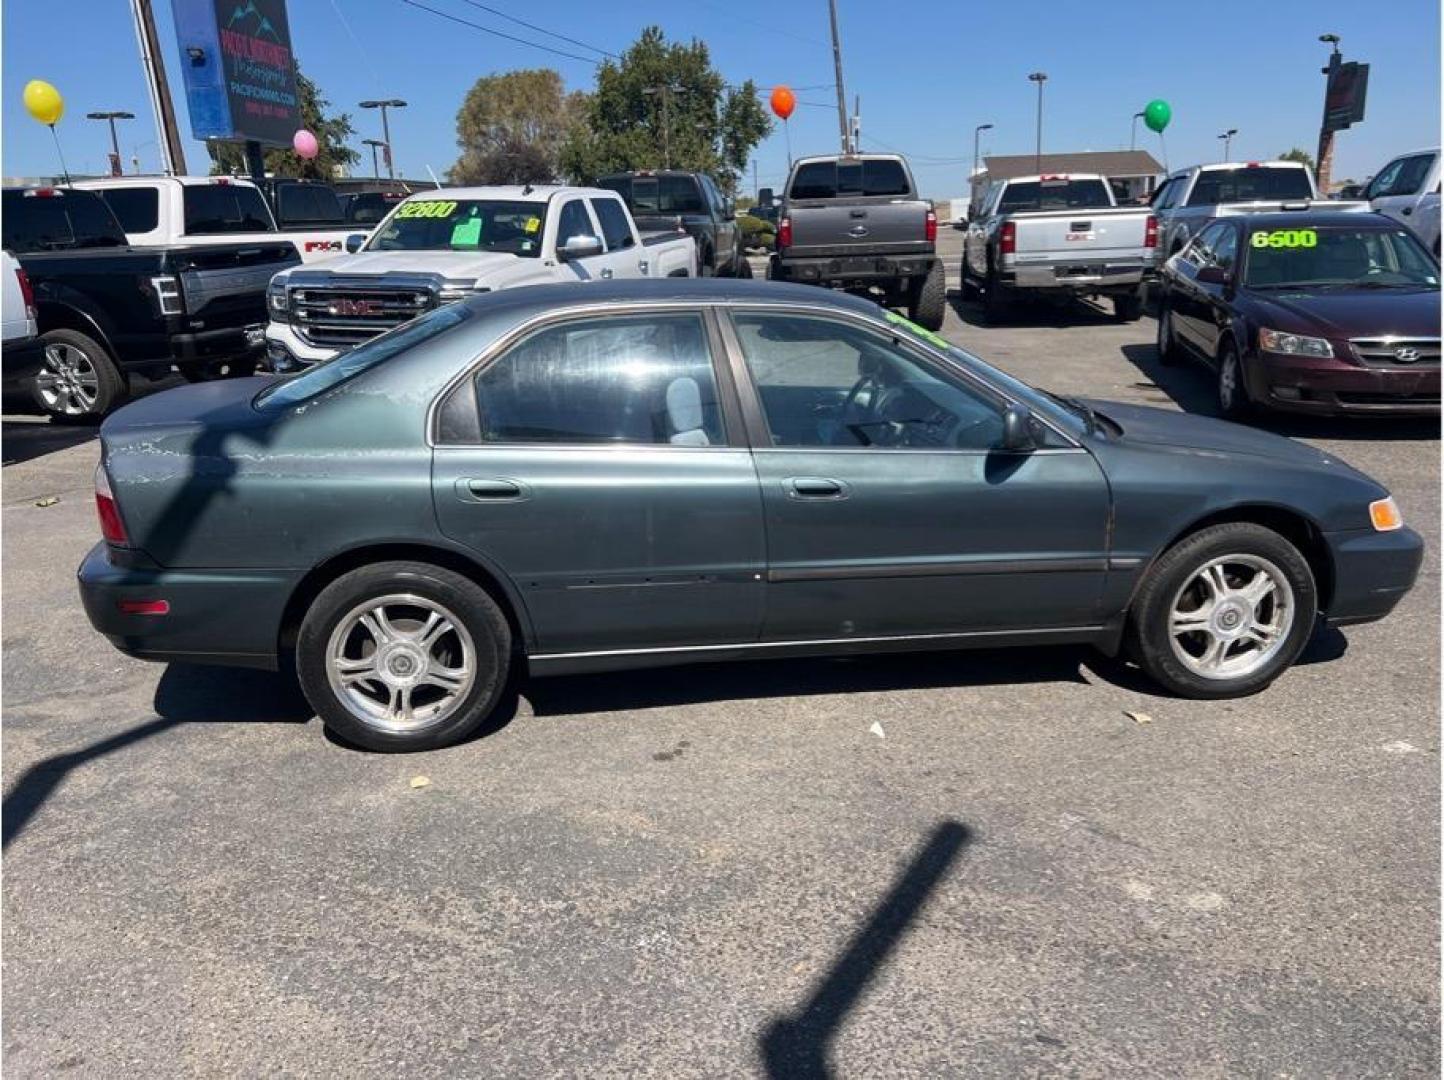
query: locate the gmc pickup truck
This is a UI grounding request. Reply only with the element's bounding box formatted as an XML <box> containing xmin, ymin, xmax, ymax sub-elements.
<box><xmin>597</xmin><ymin>170</ymin><xmax>749</xmax><ymax>278</ymax></box>
<box><xmin>1363</xmin><ymin>148</ymin><xmax>1441</xmax><ymax>255</ymax></box>
<box><xmin>264</xmin><ymin>185</ymin><xmax>697</xmax><ymax>368</ymax></box>
<box><xmin>961</xmin><ymin>173</ymin><xmax>1157</xmax><ymax>321</ymax></box>
<box><xmin>2</xmin><ymin>186</ymin><xmax>299</xmax><ymax>419</ymax></box>
<box><xmin>770</xmin><ymin>153</ymin><xmax>946</xmax><ymax>330</ymax></box>
<box><xmin>1150</xmin><ymin>161</ymin><xmax>1370</xmax><ymax>259</ymax></box>
<box><xmin>74</xmin><ymin>176</ymin><xmax>355</xmax><ymax>263</ymax></box>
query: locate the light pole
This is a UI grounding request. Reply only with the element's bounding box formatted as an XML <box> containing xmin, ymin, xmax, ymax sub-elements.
<box><xmin>363</xmin><ymin>138</ymin><xmax>387</xmax><ymax>181</ymax></box>
<box><xmin>1217</xmin><ymin>128</ymin><xmax>1238</xmax><ymax>160</ymax></box>
<box><xmin>360</xmin><ymin>99</ymin><xmax>407</xmax><ymax>179</ymax></box>
<box><xmin>972</xmin><ymin>123</ymin><xmax>993</xmax><ymax>208</ymax></box>
<box><xmin>1130</xmin><ymin>110</ymin><xmax>1145</xmax><ymax>151</ymax></box>
<box><xmin>1316</xmin><ymin>33</ymin><xmax>1342</xmax><ymax>194</ymax></box>
<box><xmin>1027</xmin><ymin>72</ymin><xmax>1047</xmax><ymax>173</ymax></box>
<box><xmin>86</xmin><ymin>110</ymin><xmax>135</xmax><ymax>176</ymax></box>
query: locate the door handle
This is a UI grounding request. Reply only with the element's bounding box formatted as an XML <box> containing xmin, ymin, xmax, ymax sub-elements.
<box><xmin>1402</xmin><ymin>206</ymin><xmax>1413</xmax><ymax>215</ymax></box>
<box><xmin>459</xmin><ymin>478</ymin><xmax>526</xmax><ymax>501</ymax></box>
<box><xmin>786</xmin><ymin>476</ymin><xmax>847</xmax><ymax>499</ymax></box>
<box><xmin>638</xmin><ymin>258</ymin><xmax>650</xmax><ymax>275</ymax></box>
<box><xmin>600</xmin><ymin>267</ymin><xmax>614</xmax><ymax>279</ymax></box>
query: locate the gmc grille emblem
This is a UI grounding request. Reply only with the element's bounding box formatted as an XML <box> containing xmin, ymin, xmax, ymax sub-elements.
<box><xmin>331</xmin><ymin>299</ymin><xmax>380</xmax><ymax>317</ymax></box>
<box><xmin>1394</xmin><ymin>347</ymin><xmax>1421</xmax><ymax>362</ymax></box>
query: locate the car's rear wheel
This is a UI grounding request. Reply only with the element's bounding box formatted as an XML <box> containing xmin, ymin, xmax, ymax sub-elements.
<box><xmin>1129</xmin><ymin>523</ymin><xmax>1317</xmax><ymax>699</ymax></box>
<box><xmin>907</xmin><ymin>262</ymin><xmax>946</xmax><ymax>330</ymax></box>
<box><xmin>297</xmin><ymin>561</ymin><xmax>512</xmax><ymax>752</ymax></box>
<box><xmin>32</xmin><ymin>329</ymin><xmax>126</xmax><ymax>423</ymax></box>
<box><xmin>1216</xmin><ymin>338</ymin><xmax>1251</xmax><ymax>419</ymax></box>
<box><xmin>982</xmin><ymin>264</ymin><xmax>1008</xmax><ymax>324</ymax></box>
<box><xmin>1113</xmin><ymin>291</ymin><xmax>1143</xmax><ymax>322</ymax></box>
<box><xmin>1155</xmin><ymin>300</ymin><xmax>1180</xmax><ymax>365</ymax></box>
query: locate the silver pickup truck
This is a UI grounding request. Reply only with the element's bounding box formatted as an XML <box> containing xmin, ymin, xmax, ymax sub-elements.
<box><xmin>961</xmin><ymin>174</ymin><xmax>1156</xmax><ymax>321</ymax></box>
<box><xmin>770</xmin><ymin>153</ymin><xmax>945</xmax><ymax>329</ymax></box>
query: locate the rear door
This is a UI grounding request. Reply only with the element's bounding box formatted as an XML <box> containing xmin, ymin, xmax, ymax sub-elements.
<box><xmin>589</xmin><ymin>195</ymin><xmax>646</xmax><ymax>279</ymax></box>
<box><xmin>699</xmin><ymin>175</ymin><xmax>738</xmax><ymax>269</ymax></box>
<box><xmin>721</xmin><ymin>307</ymin><xmax>1110</xmax><ymax>641</ymax></box>
<box><xmin>431</xmin><ymin>307</ymin><xmax>765</xmax><ymax>655</ymax></box>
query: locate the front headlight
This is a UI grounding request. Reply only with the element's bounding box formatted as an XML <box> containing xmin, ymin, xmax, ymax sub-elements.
<box><xmin>1259</xmin><ymin>327</ymin><xmax>1333</xmax><ymax>358</ymax></box>
<box><xmin>267</xmin><ymin>281</ymin><xmax>288</xmax><ymax>316</ymax></box>
<box><xmin>1369</xmin><ymin>496</ymin><xmax>1403</xmax><ymax>532</ymax></box>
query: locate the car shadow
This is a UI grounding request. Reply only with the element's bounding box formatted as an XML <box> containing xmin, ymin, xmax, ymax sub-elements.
<box><xmin>947</xmin><ymin>289</ymin><xmax>1120</xmax><ymax>330</ymax></box>
<box><xmin>1</xmin><ymin>417</ymin><xmax>97</xmax><ymax>466</ymax></box>
<box><xmin>1118</xmin><ymin>343</ymin><xmax>1442</xmax><ymax>442</ymax></box>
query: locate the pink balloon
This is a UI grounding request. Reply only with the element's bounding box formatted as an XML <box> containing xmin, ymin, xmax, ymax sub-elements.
<box><xmin>292</xmin><ymin>129</ymin><xmax>319</xmax><ymax>160</ymax></box>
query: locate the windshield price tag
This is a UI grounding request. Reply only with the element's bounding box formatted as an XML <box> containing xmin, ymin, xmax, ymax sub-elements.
<box><xmin>524</xmin><ymin>216</ymin><xmax>541</xmax><ymax>234</ymax></box>
<box><xmin>1251</xmin><ymin>229</ymin><xmax>1317</xmax><ymax>249</ymax></box>
<box><xmin>396</xmin><ymin>200</ymin><xmax>458</xmax><ymax>220</ymax></box>
<box><xmin>450</xmin><ymin>218</ymin><xmax>482</xmax><ymax>246</ymax></box>
<box><xmin>884</xmin><ymin>310</ymin><xmax>950</xmax><ymax>350</ymax></box>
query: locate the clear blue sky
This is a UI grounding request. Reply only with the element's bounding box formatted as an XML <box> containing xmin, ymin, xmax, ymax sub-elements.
<box><xmin>3</xmin><ymin>0</ymin><xmax>1438</xmax><ymax>196</ymax></box>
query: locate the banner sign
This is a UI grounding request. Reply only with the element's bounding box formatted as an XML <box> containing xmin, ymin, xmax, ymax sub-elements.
<box><xmin>171</xmin><ymin>0</ymin><xmax>300</xmax><ymax>146</ymax></box>
<box><xmin>1324</xmin><ymin>61</ymin><xmax>1369</xmax><ymax>133</ymax></box>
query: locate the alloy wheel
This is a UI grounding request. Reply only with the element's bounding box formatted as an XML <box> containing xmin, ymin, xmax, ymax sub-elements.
<box><xmin>1167</xmin><ymin>554</ymin><xmax>1294</xmax><ymax>680</ymax></box>
<box><xmin>36</xmin><ymin>343</ymin><xmax>100</xmax><ymax>416</ymax></box>
<box><xmin>1218</xmin><ymin>347</ymin><xmax>1241</xmax><ymax>414</ymax></box>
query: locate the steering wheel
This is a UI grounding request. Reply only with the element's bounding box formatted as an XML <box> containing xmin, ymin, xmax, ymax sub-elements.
<box><xmin>839</xmin><ymin>373</ymin><xmax>886</xmax><ymax>445</ymax></box>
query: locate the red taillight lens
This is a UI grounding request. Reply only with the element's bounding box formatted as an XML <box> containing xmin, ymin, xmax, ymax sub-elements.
<box><xmin>15</xmin><ymin>267</ymin><xmax>35</xmax><ymax>319</ymax></box>
<box><xmin>778</xmin><ymin>216</ymin><xmax>792</xmax><ymax>250</ymax></box>
<box><xmin>118</xmin><ymin>599</ymin><xmax>170</xmax><ymax>616</ymax></box>
<box><xmin>925</xmin><ymin>208</ymin><xmax>937</xmax><ymax>243</ymax></box>
<box><xmin>999</xmin><ymin>221</ymin><xmax>1016</xmax><ymax>255</ymax></box>
<box><xmin>1144</xmin><ymin>215</ymin><xmax>1158</xmax><ymax>249</ymax></box>
<box><xmin>95</xmin><ymin>464</ymin><xmax>129</xmax><ymax>546</ymax></box>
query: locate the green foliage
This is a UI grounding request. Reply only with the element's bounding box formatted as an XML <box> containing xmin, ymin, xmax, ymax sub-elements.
<box><xmin>449</xmin><ymin>69</ymin><xmax>588</xmax><ymax>185</ymax></box>
<box><xmin>209</xmin><ymin>70</ymin><xmax>358</xmax><ymax>178</ymax></box>
<box><xmin>1278</xmin><ymin>147</ymin><xmax>1316</xmax><ymax>172</ymax></box>
<box><xmin>738</xmin><ymin>213</ymin><xmax>775</xmax><ymax>250</ymax></box>
<box><xmin>559</xmin><ymin>26</ymin><xmax>772</xmax><ymax>193</ymax></box>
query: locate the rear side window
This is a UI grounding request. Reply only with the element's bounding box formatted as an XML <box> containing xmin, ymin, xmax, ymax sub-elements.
<box><xmin>183</xmin><ymin>184</ymin><xmax>274</xmax><ymax>234</ymax></box>
<box><xmin>997</xmin><ymin>179</ymin><xmax>1112</xmax><ymax>212</ymax></box>
<box><xmin>277</xmin><ymin>184</ymin><xmax>344</xmax><ymax>226</ymax></box>
<box><xmin>0</xmin><ymin>190</ymin><xmax>127</xmax><ymax>252</ymax></box>
<box><xmin>1186</xmin><ymin>167</ymin><xmax>1312</xmax><ymax>206</ymax></box>
<box><xmin>591</xmin><ymin>198</ymin><xmax>634</xmax><ymax>250</ymax></box>
<box><xmin>460</xmin><ymin>313</ymin><xmax>724</xmax><ymax>446</ymax></box>
<box><xmin>96</xmin><ymin>187</ymin><xmax>159</xmax><ymax>233</ymax></box>
<box><xmin>789</xmin><ymin>159</ymin><xmax>912</xmax><ymax>200</ymax></box>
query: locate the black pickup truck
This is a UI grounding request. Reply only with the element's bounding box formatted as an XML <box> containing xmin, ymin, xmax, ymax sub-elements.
<box><xmin>597</xmin><ymin>170</ymin><xmax>749</xmax><ymax>278</ymax></box>
<box><xmin>2</xmin><ymin>186</ymin><xmax>299</xmax><ymax>421</ymax></box>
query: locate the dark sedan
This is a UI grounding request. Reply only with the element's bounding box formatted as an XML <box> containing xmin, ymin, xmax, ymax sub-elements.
<box><xmin>1156</xmin><ymin>211</ymin><xmax>1440</xmax><ymax>416</ymax></box>
<box><xmin>78</xmin><ymin>280</ymin><xmax>1422</xmax><ymax>752</ymax></box>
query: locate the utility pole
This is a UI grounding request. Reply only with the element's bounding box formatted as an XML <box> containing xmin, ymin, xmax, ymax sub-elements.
<box><xmin>1316</xmin><ymin>34</ymin><xmax>1342</xmax><ymax>195</ymax></box>
<box><xmin>827</xmin><ymin>0</ymin><xmax>850</xmax><ymax>153</ymax></box>
<box><xmin>361</xmin><ymin>100</ymin><xmax>407</xmax><ymax>179</ymax></box>
<box><xmin>1028</xmin><ymin>72</ymin><xmax>1047</xmax><ymax>174</ymax></box>
<box><xmin>1130</xmin><ymin>110</ymin><xmax>1145</xmax><ymax>151</ymax></box>
<box><xmin>87</xmin><ymin>111</ymin><xmax>136</xmax><ymax>176</ymax></box>
<box><xmin>752</xmin><ymin>159</ymin><xmax>759</xmax><ymax>201</ymax></box>
<box><xmin>130</xmin><ymin>0</ymin><xmax>186</xmax><ymax>175</ymax></box>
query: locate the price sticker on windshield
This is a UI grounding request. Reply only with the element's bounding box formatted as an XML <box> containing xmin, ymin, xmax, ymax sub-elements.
<box><xmin>1250</xmin><ymin>229</ymin><xmax>1317</xmax><ymax>249</ymax></box>
<box><xmin>884</xmin><ymin>310</ymin><xmax>950</xmax><ymax>351</ymax></box>
<box><xmin>396</xmin><ymin>200</ymin><xmax>458</xmax><ymax>220</ymax></box>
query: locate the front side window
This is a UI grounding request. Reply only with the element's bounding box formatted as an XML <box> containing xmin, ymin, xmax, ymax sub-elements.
<box><xmin>555</xmin><ymin>199</ymin><xmax>595</xmax><ymax>247</ymax></box>
<box><xmin>1386</xmin><ymin>154</ymin><xmax>1436</xmax><ymax>197</ymax></box>
<box><xmin>368</xmin><ymin>199</ymin><xmax>546</xmax><ymax>257</ymax></box>
<box><xmin>183</xmin><ymin>184</ymin><xmax>274</xmax><ymax>234</ymax></box>
<box><xmin>731</xmin><ymin>312</ymin><xmax>1006</xmax><ymax>451</ymax></box>
<box><xmin>591</xmin><ymin>198</ymin><xmax>634</xmax><ymax>250</ymax></box>
<box><xmin>1211</xmin><ymin>224</ymin><xmax>1240</xmax><ymax>271</ymax></box>
<box><xmin>96</xmin><ymin>187</ymin><xmax>159</xmax><ymax>233</ymax></box>
<box><xmin>463</xmin><ymin>314</ymin><xmax>724</xmax><ymax>446</ymax></box>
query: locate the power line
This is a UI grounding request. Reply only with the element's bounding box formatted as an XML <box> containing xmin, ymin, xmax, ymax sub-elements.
<box><xmin>455</xmin><ymin>0</ymin><xmax>618</xmax><ymax>59</ymax></box>
<box><xmin>860</xmin><ymin>133</ymin><xmax>969</xmax><ymax>164</ymax></box>
<box><xmin>397</xmin><ymin>0</ymin><xmax>602</xmax><ymax>65</ymax></box>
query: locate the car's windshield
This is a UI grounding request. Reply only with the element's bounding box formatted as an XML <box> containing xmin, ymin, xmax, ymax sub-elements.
<box><xmin>367</xmin><ymin>199</ymin><xmax>546</xmax><ymax>257</ymax></box>
<box><xmin>1243</xmin><ymin>226</ymin><xmax>1441</xmax><ymax>289</ymax></box>
<box><xmin>1186</xmin><ymin>167</ymin><xmax>1313</xmax><ymax>206</ymax></box>
<box><xmin>997</xmin><ymin>179</ymin><xmax>1112</xmax><ymax>212</ymax></box>
<box><xmin>255</xmin><ymin>304</ymin><xmax>473</xmax><ymax>411</ymax></box>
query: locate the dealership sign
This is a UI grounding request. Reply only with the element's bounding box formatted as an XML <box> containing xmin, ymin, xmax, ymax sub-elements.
<box><xmin>171</xmin><ymin>0</ymin><xmax>299</xmax><ymax>146</ymax></box>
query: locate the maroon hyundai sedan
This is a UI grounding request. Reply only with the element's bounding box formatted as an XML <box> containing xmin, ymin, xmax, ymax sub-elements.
<box><xmin>1157</xmin><ymin>211</ymin><xmax>1440</xmax><ymax>417</ymax></box>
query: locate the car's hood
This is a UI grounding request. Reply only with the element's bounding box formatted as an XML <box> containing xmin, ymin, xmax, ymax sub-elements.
<box><xmin>1244</xmin><ymin>287</ymin><xmax>1441</xmax><ymax>341</ymax></box>
<box><xmin>290</xmin><ymin>249</ymin><xmax>521</xmax><ymax>282</ymax></box>
<box><xmin>1083</xmin><ymin>399</ymin><xmax>1338</xmax><ymax>468</ymax></box>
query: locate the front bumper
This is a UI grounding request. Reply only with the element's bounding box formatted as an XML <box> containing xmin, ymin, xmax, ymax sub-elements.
<box><xmin>263</xmin><ymin>322</ymin><xmax>341</xmax><ymax>371</ymax></box>
<box><xmin>1323</xmin><ymin>525</ymin><xmax>1426</xmax><ymax>627</ymax></box>
<box><xmin>1247</xmin><ymin>350</ymin><xmax>1441</xmax><ymax>415</ymax></box>
<box><xmin>77</xmin><ymin>542</ymin><xmax>302</xmax><ymax>669</ymax></box>
<box><xmin>772</xmin><ymin>252</ymin><xmax>937</xmax><ymax>287</ymax></box>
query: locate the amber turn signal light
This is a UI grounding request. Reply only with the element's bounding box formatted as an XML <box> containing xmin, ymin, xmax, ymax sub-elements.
<box><xmin>1369</xmin><ymin>496</ymin><xmax>1403</xmax><ymax>532</ymax></box>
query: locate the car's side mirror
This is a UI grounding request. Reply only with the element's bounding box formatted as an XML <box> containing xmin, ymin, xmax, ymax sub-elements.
<box><xmin>344</xmin><ymin>233</ymin><xmax>366</xmax><ymax>254</ymax></box>
<box><xmin>558</xmin><ymin>234</ymin><xmax>603</xmax><ymax>261</ymax></box>
<box><xmin>1197</xmin><ymin>265</ymin><xmax>1232</xmax><ymax>286</ymax></box>
<box><xmin>1000</xmin><ymin>402</ymin><xmax>1036</xmax><ymax>452</ymax></box>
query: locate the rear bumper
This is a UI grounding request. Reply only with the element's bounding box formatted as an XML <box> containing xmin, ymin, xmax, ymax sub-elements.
<box><xmin>77</xmin><ymin>542</ymin><xmax>300</xmax><ymax>669</ymax></box>
<box><xmin>1323</xmin><ymin>526</ymin><xmax>1425</xmax><ymax>627</ymax></box>
<box><xmin>1246</xmin><ymin>350</ymin><xmax>1441</xmax><ymax>414</ymax></box>
<box><xmin>772</xmin><ymin>252</ymin><xmax>937</xmax><ymax>286</ymax></box>
<box><xmin>1002</xmin><ymin>259</ymin><xmax>1155</xmax><ymax>292</ymax></box>
<box><xmin>168</xmin><ymin>323</ymin><xmax>267</xmax><ymax>365</ymax></box>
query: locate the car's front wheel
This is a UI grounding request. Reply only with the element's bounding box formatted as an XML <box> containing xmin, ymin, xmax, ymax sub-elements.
<box><xmin>1129</xmin><ymin>523</ymin><xmax>1317</xmax><ymax>699</ymax></box>
<box><xmin>1155</xmin><ymin>300</ymin><xmax>1180</xmax><ymax>365</ymax></box>
<box><xmin>1216</xmin><ymin>338</ymin><xmax>1251</xmax><ymax>419</ymax></box>
<box><xmin>297</xmin><ymin>561</ymin><xmax>512</xmax><ymax>752</ymax></box>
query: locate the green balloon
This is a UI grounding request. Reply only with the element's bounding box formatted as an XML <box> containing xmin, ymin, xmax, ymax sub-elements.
<box><xmin>1144</xmin><ymin>99</ymin><xmax>1172</xmax><ymax>134</ymax></box>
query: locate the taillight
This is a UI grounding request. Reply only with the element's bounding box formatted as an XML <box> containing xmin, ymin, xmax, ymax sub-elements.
<box><xmin>777</xmin><ymin>216</ymin><xmax>792</xmax><ymax>250</ymax></box>
<box><xmin>151</xmin><ymin>275</ymin><xmax>184</xmax><ymax>316</ymax></box>
<box><xmin>925</xmin><ymin>208</ymin><xmax>937</xmax><ymax>243</ymax></box>
<box><xmin>15</xmin><ymin>267</ymin><xmax>35</xmax><ymax>319</ymax></box>
<box><xmin>1144</xmin><ymin>215</ymin><xmax>1158</xmax><ymax>249</ymax></box>
<box><xmin>95</xmin><ymin>463</ymin><xmax>129</xmax><ymax>546</ymax></box>
<box><xmin>999</xmin><ymin>221</ymin><xmax>1016</xmax><ymax>255</ymax></box>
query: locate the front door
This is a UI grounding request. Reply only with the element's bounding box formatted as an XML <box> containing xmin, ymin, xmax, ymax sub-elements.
<box><xmin>432</xmin><ymin>309</ymin><xmax>765</xmax><ymax>655</ymax></box>
<box><xmin>722</xmin><ymin>309</ymin><xmax>1111</xmax><ymax>642</ymax></box>
<box><xmin>553</xmin><ymin>197</ymin><xmax>609</xmax><ymax>281</ymax></box>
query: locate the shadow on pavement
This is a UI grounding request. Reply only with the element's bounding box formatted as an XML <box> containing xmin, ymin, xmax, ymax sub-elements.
<box><xmin>1118</xmin><ymin>343</ymin><xmax>1442</xmax><ymax>442</ymax></box>
<box><xmin>760</xmin><ymin>820</ymin><xmax>973</xmax><ymax>1078</ymax></box>
<box><xmin>948</xmin><ymin>290</ymin><xmax>1120</xmax><ymax>330</ymax></box>
<box><xmin>2</xmin><ymin>418</ymin><xmax>97</xmax><ymax>467</ymax></box>
<box><xmin>2</xmin><ymin>665</ymin><xmax>310</xmax><ymax>850</ymax></box>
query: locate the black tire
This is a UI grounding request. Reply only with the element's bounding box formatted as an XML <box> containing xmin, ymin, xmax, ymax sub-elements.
<box><xmin>1216</xmin><ymin>337</ymin><xmax>1251</xmax><ymax>420</ymax></box>
<box><xmin>32</xmin><ymin>328</ymin><xmax>127</xmax><ymax>424</ymax></box>
<box><xmin>907</xmin><ymin>262</ymin><xmax>946</xmax><ymax>330</ymax></box>
<box><xmin>735</xmin><ymin>254</ymin><xmax>754</xmax><ymax>279</ymax></box>
<box><xmin>296</xmin><ymin>561</ymin><xmax>512</xmax><ymax>752</ymax></box>
<box><xmin>982</xmin><ymin>264</ymin><xmax>1008</xmax><ymax>324</ymax></box>
<box><xmin>1155</xmin><ymin>298</ymin><xmax>1180</xmax><ymax>366</ymax></box>
<box><xmin>1128</xmin><ymin>523</ymin><xmax>1317</xmax><ymax>699</ymax></box>
<box><xmin>1113</xmin><ymin>291</ymin><xmax>1144</xmax><ymax>322</ymax></box>
<box><xmin>958</xmin><ymin>257</ymin><xmax>978</xmax><ymax>301</ymax></box>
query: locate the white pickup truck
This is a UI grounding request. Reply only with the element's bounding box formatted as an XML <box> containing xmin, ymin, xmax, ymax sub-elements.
<box><xmin>263</xmin><ymin>185</ymin><xmax>698</xmax><ymax>368</ymax></box>
<box><xmin>961</xmin><ymin>173</ymin><xmax>1157</xmax><ymax>321</ymax></box>
<box><xmin>73</xmin><ymin>176</ymin><xmax>354</xmax><ymax>264</ymax></box>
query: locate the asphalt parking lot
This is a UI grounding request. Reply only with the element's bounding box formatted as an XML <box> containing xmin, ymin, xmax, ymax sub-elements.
<box><xmin>3</xmin><ymin>227</ymin><xmax>1439</xmax><ymax>1076</ymax></box>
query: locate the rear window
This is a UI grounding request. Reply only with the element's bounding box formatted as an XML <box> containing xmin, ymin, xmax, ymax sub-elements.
<box><xmin>95</xmin><ymin>187</ymin><xmax>159</xmax><ymax>233</ymax></box>
<box><xmin>1186</xmin><ymin>167</ymin><xmax>1313</xmax><ymax>206</ymax></box>
<box><xmin>276</xmin><ymin>184</ymin><xmax>344</xmax><ymax>227</ymax></box>
<box><xmin>997</xmin><ymin>179</ymin><xmax>1112</xmax><ymax>212</ymax></box>
<box><xmin>183</xmin><ymin>183</ymin><xmax>274</xmax><ymax>234</ymax></box>
<box><xmin>788</xmin><ymin>159</ymin><xmax>912</xmax><ymax>200</ymax></box>
<box><xmin>609</xmin><ymin>175</ymin><xmax>705</xmax><ymax>214</ymax></box>
<box><xmin>1</xmin><ymin>190</ymin><xmax>128</xmax><ymax>252</ymax></box>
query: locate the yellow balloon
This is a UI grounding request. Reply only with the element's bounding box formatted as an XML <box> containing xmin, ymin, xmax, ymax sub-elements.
<box><xmin>24</xmin><ymin>80</ymin><xmax>64</xmax><ymax>126</ymax></box>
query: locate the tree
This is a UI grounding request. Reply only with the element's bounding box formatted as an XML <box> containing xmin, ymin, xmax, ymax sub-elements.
<box><xmin>209</xmin><ymin>70</ymin><xmax>359</xmax><ymax>178</ymax></box>
<box><xmin>560</xmin><ymin>26</ymin><xmax>771</xmax><ymax>193</ymax></box>
<box><xmin>449</xmin><ymin>69</ymin><xmax>587</xmax><ymax>185</ymax></box>
<box><xmin>1278</xmin><ymin>147</ymin><xmax>1317</xmax><ymax>173</ymax></box>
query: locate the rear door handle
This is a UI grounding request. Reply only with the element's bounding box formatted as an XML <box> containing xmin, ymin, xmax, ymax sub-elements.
<box><xmin>458</xmin><ymin>478</ymin><xmax>527</xmax><ymax>502</ymax></box>
<box><xmin>786</xmin><ymin>476</ymin><xmax>848</xmax><ymax>499</ymax></box>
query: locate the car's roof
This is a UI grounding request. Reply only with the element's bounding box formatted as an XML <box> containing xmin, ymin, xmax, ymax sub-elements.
<box><xmin>1217</xmin><ymin>210</ymin><xmax>1400</xmax><ymax>230</ymax></box>
<box><xmin>790</xmin><ymin>153</ymin><xmax>908</xmax><ymax>165</ymax></box>
<box><xmin>456</xmin><ymin>277</ymin><xmax>884</xmax><ymax>320</ymax></box>
<box><xmin>73</xmin><ymin>175</ymin><xmax>261</xmax><ymax>188</ymax></box>
<box><xmin>401</xmin><ymin>186</ymin><xmax>610</xmax><ymax>202</ymax></box>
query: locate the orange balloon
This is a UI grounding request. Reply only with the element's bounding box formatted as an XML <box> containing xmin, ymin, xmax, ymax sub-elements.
<box><xmin>770</xmin><ymin>86</ymin><xmax>796</xmax><ymax>121</ymax></box>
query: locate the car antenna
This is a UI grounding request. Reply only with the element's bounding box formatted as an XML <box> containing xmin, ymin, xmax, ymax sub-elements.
<box><xmin>522</xmin><ymin>183</ymin><xmax>534</xmax><ymax>196</ymax></box>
